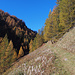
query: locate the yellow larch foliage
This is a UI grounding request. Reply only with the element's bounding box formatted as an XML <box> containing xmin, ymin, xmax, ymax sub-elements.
<box><xmin>29</xmin><ymin>39</ymin><xmax>33</xmax><ymax>53</ymax></box>
<box><xmin>18</xmin><ymin>46</ymin><xmax>24</xmax><ymax>58</ymax></box>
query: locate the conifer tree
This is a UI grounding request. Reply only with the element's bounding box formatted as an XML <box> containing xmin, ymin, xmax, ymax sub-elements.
<box><xmin>32</xmin><ymin>37</ymin><xmax>37</xmax><ymax>51</ymax></box>
<box><xmin>40</xmin><ymin>27</ymin><xmax>44</xmax><ymax>43</ymax></box>
<box><xmin>58</xmin><ymin>0</ymin><xmax>75</xmax><ymax>31</ymax></box>
<box><xmin>12</xmin><ymin>49</ymin><xmax>17</xmax><ymax>61</ymax></box>
<box><xmin>44</xmin><ymin>10</ymin><xmax>54</xmax><ymax>42</ymax></box>
<box><xmin>51</xmin><ymin>9</ymin><xmax>57</xmax><ymax>36</ymax></box>
<box><xmin>4</xmin><ymin>40</ymin><xmax>14</xmax><ymax>67</ymax></box>
<box><xmin>35</xmin><ymin>34</ymin><xmax>42</xmax><ymax>48</ymax></box>
<box><xmin>44</xmin><ymin>0</ymin><xmax>75</xmax><ymax>42</ymax></box>
<box><xmin>29</xmin><ymin>39</ymin><xmax>33</xmax><ymax>53</ymax></box>
<box><xmin>0</xmin><ymin>34</ymin><xmax>9</xmax><ymax>68</ymax></box>
<box><xmin>18</xmin><ymin>46</ymin><xmax>24</xmax><ymax>58</ymax></box>
<box><xmin>31</xmin><ymin>31</ymin><xmax>44</xmax><ymax>51</ymax></box>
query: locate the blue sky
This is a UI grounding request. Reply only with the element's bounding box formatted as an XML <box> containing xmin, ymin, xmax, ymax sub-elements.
<box><xmin>0</xmin><ymin>0</ymin><xmax>57</xmax><ymax>32</ymax></box>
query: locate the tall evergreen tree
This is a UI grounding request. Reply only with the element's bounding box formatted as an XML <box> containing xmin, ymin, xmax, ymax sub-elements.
<box><xmin>44</xmin><ymin>10</ymin><xmax>54</xmax><ymax>42</ymax></box>
<box><xmin>35</xmin><ymin>33</ymin><xmax>43</xmax><ymax>48</ymax></box>
<box><xmin>44</xmin><ymin>0</ymin><xmax>75</xmax><ymax>43</ymax></box>
<box><xmin>0</xmin><ymin>34</ymin><xmax>9</xmax><ymax>69</ymax></box>
<box><xmin>18</xmin><ymin>46</ymin><xmax>24</xmax><ymax>58</ymax></box>
<box><xmin>29</xmin><ymin>29</ymin><xmax>44</xmax><ymax>52</ymax></box>
<box><xmin>0</xmin><ymin>35</ymin><xmax>17</xmax><ymax>73</ymax></box>
<box><xmin>58</xmin><ymin>0</ymin><xmax>75</xmax><ymax>31</ymax></box>
<box><xmin>4</xmin><ymin>40</ymin><xmax>14</xmax><ymax>67</ymax></box>
<box><xmin>52</xmin><ymin>7</ymin><xmax>59</xmax><ymax>37</ymax></box>
<box><xmin>12</xmin><ymin>49</ymin><xmax>17</xmax><ymax>61</ymax></box>
<box><xmin>29</xmin><ymin>39</ymin><xmax>33</xmax><ymax>53</ymax></box>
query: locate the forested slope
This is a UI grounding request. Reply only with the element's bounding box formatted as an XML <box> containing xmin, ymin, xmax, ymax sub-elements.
<box><xmin>29</xmin><ymin>0</ymin><xmax>75</xmax><ymax>53</ymax></box>
<box><xmin>0</xmin><ymin>10</ymin><xmax>36</xmax><ymax>74</ymax></box>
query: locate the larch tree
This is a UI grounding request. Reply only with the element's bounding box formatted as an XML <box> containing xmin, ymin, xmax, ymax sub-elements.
<box><xmin>58</xmin><ymin>0</ymin><xmax>75</xmax><ymax>31</ymax></box>
<box><xmin>35</xmin><ymin>33</ymin><xmax>43</xmax><ymax>48</ymax></box>
<box><xmin>44</xmin><ymin>10</ymin><xmax>54</xmax><ymax>42</ymax></box>
<box><xmin>18</xmin><ymin>46</ymin><xmax>24</xmax><ymax>58</ymax></box>
<box><xmin>0</xmin><ymin>34</ymin><xmax>9</xmax><ymax>69</ymax></box>
<box><xmin>4</xmin><ymin>40</ymin><xmax>14</xmax><ymax>67</ymax></box>
<box><xmin>29</xmin><ymin>39</ymin><xmax>33</xmax><ymax>53</ymax></box>
<box><xmin>12</xmin><ymin>49</ymin><xmax>17</xmax><ymax>61</ymax></box>
<box><xmin>52</xmin><ymin>7</ymin><xmax>59</xmax><ymax>37</ymax></box>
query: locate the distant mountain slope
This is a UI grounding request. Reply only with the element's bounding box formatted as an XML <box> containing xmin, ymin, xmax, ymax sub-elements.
<box><xmin>0</xmin><ymin>9</ymin><xmax>36</xmax><ymax>55</ymax></box>
<box><xmin>0</xmin><ymin>9</ymin><xmax>36</xmax><ymax>74</ymax></box>
<box><xmin>3</xmin><ymin>27</ymin><xmax>75</xmax><ymax>75</ymax></box>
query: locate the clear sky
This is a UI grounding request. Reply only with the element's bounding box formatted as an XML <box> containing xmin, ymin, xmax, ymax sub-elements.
<box><xmin>0</xmin><ymin>0</ymin><xmax>57</xmax><ymax>32</ymax></box>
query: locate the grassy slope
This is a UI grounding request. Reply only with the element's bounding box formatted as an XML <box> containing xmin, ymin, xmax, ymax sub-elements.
<box><xmin>2</xmin><ymin>28</ymin><xmax>75</xmax><ymax>75</ymax></box>
<box><xmin>56</xmin><ymin>27</ymin><xmax>75</xmax><ymax>53</ymax></box>
<box><xmin>49</xmin><ymin>44</ymin><xmax>75</xmax><ymax>75</ymax></box>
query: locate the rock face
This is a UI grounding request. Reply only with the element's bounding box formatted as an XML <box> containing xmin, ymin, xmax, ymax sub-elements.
<box><xmin>0</xmin><ymin>9</ymin><xmax>37</xmax><ymax>55</ymax></box>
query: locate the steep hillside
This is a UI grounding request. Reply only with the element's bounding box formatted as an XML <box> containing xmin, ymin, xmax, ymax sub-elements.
<box><xmin>55</xmin><ymin>27</ymin><xmax>75</xmax><ymax>53</ymax></box>
<box><xmin>3</xmin><ymin>27</ymin><xmax>75</xmax><ymax>75</ymax></box>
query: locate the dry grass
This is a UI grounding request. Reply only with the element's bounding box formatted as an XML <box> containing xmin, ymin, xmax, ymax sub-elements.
<box><xmin>2</xmin><ymin>28</ymin><xmax>75</xmax><ymax>75</ymax></box>
<box><xmin>56</xmin><ymin>27</ymin><xmax>75</xmax><ymax>53</ymax></box>
<box><xmin>3</xmin><ymin>45</ymin><xmax>56</xmax><ymax>75</ymax></box>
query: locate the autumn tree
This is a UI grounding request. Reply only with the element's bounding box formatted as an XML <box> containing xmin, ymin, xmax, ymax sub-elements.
<box><xmin>35</xmin><ymin>33</ymin><xmax>43</xmax><ymax>48</ymax></box>
<box><xmin>44</xmin><ymin>10</ymin><xmax>54</xmax><ymax>42</ymax></box>
<box><xmin>32</xmin><ymin>37</ymin><xmax>37</xmax><ymax>51</ymax></box>
<box><xmin>58</xmin><ymin>0</ymin><xmax>75</xmax><ymax>31</ymax></box>
<box><xmin>18</xmin><ymin>46</ymin><xmax>24</xmax><ymax>58</ymax></box>
<box><xmin>4</xmin><ymin>40</ymin><xmax>15</xmax><ymax>64</ymax></box>
<box><xmin>44</xmin><ymin>0</ymin><xmax>75</xmax><ymax>42</ymax></box>
<box><xmin>0</xmin><ymin>34</ymin><xmax>17</xmax><ymax>74</ymax></box>
<box><xmin>30</xmin><ymin>29</ymin><xmax>44</xmax><ymax>52</ymax></box>
<box><xmin>29</xmin><ymin>39</ymin><xmax>33</xmax><ymax>53</ymax></box>
<box><xmin>0</xmin><ymin>34</ymin><xmax>9</xmax><ymax>69</ymax></box>
<box><xmin>12</xmin><ymin>49</ymin><xmax>17</xmax><ymax>61</ymax></box>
